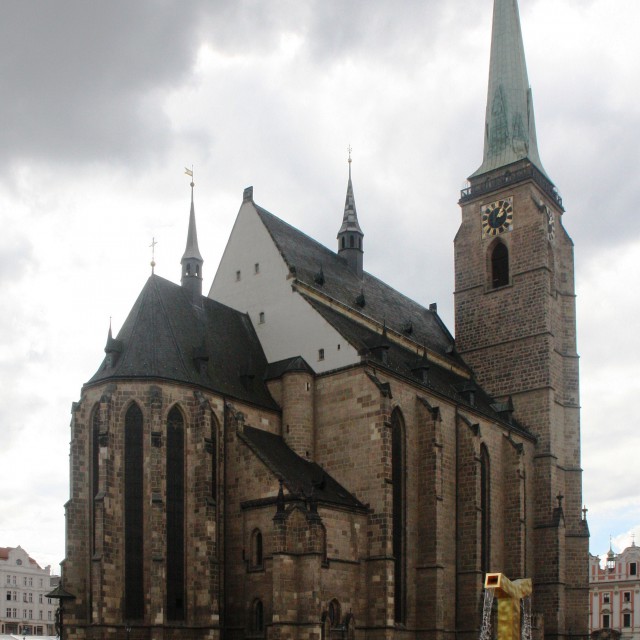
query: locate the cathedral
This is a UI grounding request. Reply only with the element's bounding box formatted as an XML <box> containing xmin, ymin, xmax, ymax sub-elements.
<box><xmin>62</xmin><ymin>0</ymin><xmax>589</xmax><ymax>639</ymax></box>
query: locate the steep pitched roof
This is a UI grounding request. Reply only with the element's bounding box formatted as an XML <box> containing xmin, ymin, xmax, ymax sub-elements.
<box><xmin>239</xmin><ymin>426</ymin><xmax>367</xmax><ymax>510</ymax></box>
<box><xmin>88</xmin><ymin>275</ymin><xmax>278</xmax><ymax>410</ymax></box>
<box><xmin>303</xmin><ymin>296</ymin><xmax>533</xmax><ymax>439</ymax></box>
<box><xmin>254</xmin><ymin>204</ymin><xmax>458</xmax><ymax>362</ymax></box>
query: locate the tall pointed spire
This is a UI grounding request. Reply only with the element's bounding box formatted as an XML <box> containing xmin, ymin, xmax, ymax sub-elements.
<box><xmin>337</xmin><ymin>147</ymin><xmax>364</xmax><ymax>277</ymax></box>
<box><xmin>181</xmin><ymin>171</ymin><xmax>203</xmax><ymax>301</ymax></box>
<box><xmin>471</xmin><ymin>0</ymin><xmax>546</xmax><ymax>178</ymax></box>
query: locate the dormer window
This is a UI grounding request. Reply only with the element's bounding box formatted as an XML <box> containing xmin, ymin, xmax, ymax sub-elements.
<box><xmin>236</xmin><ymin>270</ymin><xmax>241</xmax><ymax>281</ymax></box>
<box><xmin>254</xmin><ymin>263</ymin><xmax>260</xmax><ymax>274</ymax></box>
<box><xmin>318</xmin><ymin>349</ymin><xmax>325</xmax><ymax>361</ymax></box>
<box><xmin>259</xmin><ymin>312</ymin><xmax>265</xmax><ymax>324</ymax></box>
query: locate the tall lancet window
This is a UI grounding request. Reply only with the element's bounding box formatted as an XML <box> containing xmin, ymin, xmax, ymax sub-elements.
<box><xmin>167</xmin><ymin>406</ymin><xmax>185</xmax><ymax>621</ymax></box>
<box><xmin>91</xmin><ymin>407</ymin><xmax>100</xmax><ymax>555</ymax></box>
<box><xmin>391</xmin><ymin>408</ymin><xmax>406</xmax><ymax>624</ymax></box>
<box><xmin>124</xmin><ymin>403</ymin><xmax>144</xmax><ymax>620</ymax></box>
<box><xmin>210</xmin><ymin>414</ymin><xmax>218</xmax><ymax>501</ymax></box>
<box><xmin>491</xmin><ymin>242</ymin><xmax>509</xmax><ymax>288</ymax></box>
<box><xmin>480</xmin><ymin>444</ymin><xmax>491</xmax><ymax>575</ymax></box>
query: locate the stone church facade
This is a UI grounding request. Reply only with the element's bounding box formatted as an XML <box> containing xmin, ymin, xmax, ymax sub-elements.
<box><xmin>62</xmin><ymin>1</ymin><xmax>589</xmax><ymax>639</ymax></box>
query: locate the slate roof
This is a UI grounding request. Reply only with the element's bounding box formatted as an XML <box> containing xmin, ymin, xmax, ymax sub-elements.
<box><xmin>265</xmin><ymin>356</ymin><xmax>315</xmax><ymax>380</ymax></box>
<box><xmin>239</xmin><ymin>426</ymin><xmax>367</xmax><ymax>511</ymax></box>
<box><xmin>87</xmin><ymin>275</ymin><xmax>278</xmax><ymax>411</ymax></box>
<box><xmin>303</xmin><ymin>295</ymin><xmax>533</xmax><ymax>439</ymax></box>
<box><xmin>254</xmin><ymin>204</ymin><xmax>461</xmax><ymax>364</ymax></box>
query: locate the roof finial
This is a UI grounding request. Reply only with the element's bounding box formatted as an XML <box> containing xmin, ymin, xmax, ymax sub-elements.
<box><xmin>185</xmin><ymin>165</ymin><xmax>194</xmax><ymax>189</ymax></box>
<box><xmin>149</xmin><ymin>237</ymin><xmax>157</xmax><ymax>274</ymax></box>
<box><xmin>348</xmin><ymin>145</ymin><xmax>352</xmax><ymax>178</ymax></box>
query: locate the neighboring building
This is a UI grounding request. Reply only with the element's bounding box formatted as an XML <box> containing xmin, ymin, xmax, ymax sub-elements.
<box><xmin>0</xmin><ymin>546</ymin><xmax>59</xmax><ymax>636</ymax></box>
<box><xmin>62</xmin><ymin>0</ymin><xmax>589</xmax><ymax>639</ymax></box>
<box><xmin>590</xmin><ymin>545</ymin><xmax>640</xmax><ymax>640</ymax></box>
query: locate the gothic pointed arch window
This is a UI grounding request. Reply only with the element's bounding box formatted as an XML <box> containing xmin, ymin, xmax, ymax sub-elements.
<box><xmin>210</xmin><ymin>413</ymin><xmax>218</xmax><ymax>502</ymax></box>
<box><xmin>253</xmin><ymin>598</ymin><xmax>264</xmax><ymax>635</ymax></box>
<box><xmin>328</xmin><ymin>598</ymin><xmax>341</xmax><ymax>627</ymax></box>
<box><xmin>480</xmin><ymin>444</ymin><xmax>491</xmax><ymax>575</ymax></box>
<box><xmin>491</xmin><ymin>242</ymin><xmax>509</xmax><ymax>288</ymax></box>
<box><xmin>91</xmin><ymin>406</ymin><xmax>100</xmax><ymax>555</ymax></box>
<box><xmin>250</xmin><ymin>529</ymin><xmax>263</xmax><ymax>569</ymax></box>
<box><xmin>391</xmin><ymin>407</ymin><xmax>406</xmax><ymax>624</ymax></box>
<box><xmin>124</xmin><ymin>402</ymin><xmax>144</xmax><ymax>620</ymax></box>
<box><xmin>166</xmin><ymin>406</ymin><xmax>185</xmax><ymax>621</ymax></box>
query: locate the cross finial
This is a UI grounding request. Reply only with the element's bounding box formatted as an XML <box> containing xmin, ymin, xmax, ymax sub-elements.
<box><xmin>149</xmin><ymin>237</ymin><xmax>158</xmax><ymax>274</ymax></box>
<box><xmin>347</xmin><ymin>145</ymin><xmax>352</xmax><ymax>164</ymax></box>
<box><xmin>582</xmin><ymin>505</ymin><xmax>588</xmax><ymax>521</ymax></box>
<box><xmin>556</xmin><ymin>493</ymin><xmax>564</xmax><ymax>508</ymax></box>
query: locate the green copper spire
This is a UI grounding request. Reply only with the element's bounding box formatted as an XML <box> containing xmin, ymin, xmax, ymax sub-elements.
<box><xmin>471</xmin><ymin>0</ymin><xmax>546</xmax><ymax>178</ymax></box>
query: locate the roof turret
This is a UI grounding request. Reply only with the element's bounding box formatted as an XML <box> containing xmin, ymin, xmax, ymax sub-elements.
<box><xmin>181</xmin><ymin>175</ymin><xmax>203</xmax><ymax>300</ymax></box>
<box><xmin>337</xmin><ymin>149</ymin><xmax>364</xmax><ymax>277</ymax></box>
<box><xmin>471</xmin><ymin>0</ymin><xmax>547</xmax><ymax>179</ymax></box>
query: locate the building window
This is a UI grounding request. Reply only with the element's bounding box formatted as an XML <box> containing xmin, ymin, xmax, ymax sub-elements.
<box><xmin>236</xmin><ymin>270</ymin><xmax>241</xmax><ymax>281</ymax></box>
<box><xmin>92</xmin><ymin>406</ymin><xmax>100</xmax><ymax>554</ymax></box>
<box><xmin>6</xmin><ymin>608</ymin><xmax>10</xmax><ymax>618</ymax></box>
<box><xmin>210</xmin><ymin>414</ymin><xmax>218</xmax><ymax>501</ymax></box>
<box><xmin>491</xmin><ymin>242</ymin><xmax>509</xmax><ymax>288</ymax></box>
<box><xmin>318</xmin><ymin>348</ymin><xmax>325</xmax><ymax>361</ymax></box>
<box><xmin>38</xmin><ymin>595</ymin><xmax>42</xmax><ymax>604</ymax></box>
<box><xmin>48</xmin><ymin>611</ymin><xmax>52</xmax><ymax>621</ymax></box>
<box><xmin>259</xmin><ymin>312</ymin><xmax>265</xmax><ymax>324</ymax></box>
<box><xmin>5</xmin><ymin>576</ymin><xmax>9</xmax><ymax>585</ymax></box>
<box><xmin>391</xmin><ymin>408</ymin><xmax>406</xmax><ymax>624</ymax></box>
<box><xmin>624</xmin><ymin>613</ymin><xmax>632</xmax><ymax>628</ymax></box>
<box><xmin>603</xmin><ymin>593</ymin><xmax>610</xmax><ymax>604</ymax></box>
<box><xmin>328</xmin><ymin>599</ymin><xmax>341</xmax><ymax>627</ymax></box>
<box><xmin>124</xmin><ymin>402</ymin><xmax>144</xmax><ymax>621</ymax></box>
<box><xmin>254</xmin><ymin>263</ymin><xmax>260</xmax><ymax>274</ymax></box>
<box><xmin>603</xmin><ymin>614</ymin><xmax>610</xmax><ymax>629</ymax></box>
<box><xmin>631</xmin><ymin>562</ymin><xmax>637</xmax><ymax>576</ymax></box>
<box><xmin>480</xmin><ymin>445</ymin><xmax>491</xmax><ymax>576</ymax></box>
<box><xmin>167</xmin><ymin>406</ymin><xmax>185</xmax><ymax>622</ymax></box>
<box><xmin>5</xmin><ymin>591</ymin><xmax>10</xmax><ymax>601</ymax></box>
<box><xmin>624</xmin><ymin>591</ymin><xmax>631</xmax><ymax>603</ymax></box>
<box><xmin>23</xmin><ymin>594</ymin><xmax>27</xmax><ymax>603</ymax></box>
<box><xmin>251</xmin><ymin>529</ymin><xmax>264</xmax><ymax>569</ymax></box>
<box><xmin>253</xmin><ymin>599</ymin><xmax>264</xmax><ymax>634</ymax></box>
<box><xmin>39</xmin><ymin>610</ymin><xmax>43</xmax><ymax>620</ymax></box>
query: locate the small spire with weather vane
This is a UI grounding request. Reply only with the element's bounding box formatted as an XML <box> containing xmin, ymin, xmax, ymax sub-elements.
<box><xmin>181</xmin><ymin>165</ymin><xmax>204</xmax><ymax>302</ymax></box>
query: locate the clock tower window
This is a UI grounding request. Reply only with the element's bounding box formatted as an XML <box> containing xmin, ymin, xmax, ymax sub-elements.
<box><xmin>491</xmin><ymin>242</ymin><xmax>509</xmax><ymax>288</ymax></box>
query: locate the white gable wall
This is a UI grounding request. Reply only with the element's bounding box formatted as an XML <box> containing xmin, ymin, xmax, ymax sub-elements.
<box><xmin>210</xmin><ymin>201</ymin><xmax>360</xmax><ymax>374</ymax></box>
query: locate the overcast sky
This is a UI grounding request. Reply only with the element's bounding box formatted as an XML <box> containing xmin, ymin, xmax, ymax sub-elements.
<box><xmin>1</xmin><ymin>0</ymin><xmax>639</xmax><ymax>573</ymax></box>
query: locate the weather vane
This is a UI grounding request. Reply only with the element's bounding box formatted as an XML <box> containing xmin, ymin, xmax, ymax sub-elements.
<box><xmin>185</xmin><ymin>165</ymin><xmax>195</xmax><ymax>188</ymax></box>
<box><xmin>149</xmin><ymin>237</ymin><xmax>157</xmax><ymax>274</ymax></box>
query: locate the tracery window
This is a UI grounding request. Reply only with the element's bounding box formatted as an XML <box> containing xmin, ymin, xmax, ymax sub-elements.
<box><xmin>253</xmin><ymin>599</ymin><xmax>264</xmax><ymax>634</ymax></box>
<box><xmin>124</xmin><ymin>403</ymin><xmax>144</xmax><ymax>620</ymax></box>
<box><xmin>166</xmin><ymin>406</ymin><xmax>185</xmax><ymax>621</ymax></box>
<box><xmin>391</xmin><ymin>408</ymin><xmax>406</xmax><ymax>624</ymax></box>
<box><xmin>91</xmin><ymin>406</ymin><xmax>100</xmax><ymax>554</ymax></box>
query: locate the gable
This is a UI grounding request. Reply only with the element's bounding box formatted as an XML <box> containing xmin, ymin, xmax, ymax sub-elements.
<box><xmin>210</xmin><ymin>199</ymin><xmax>360</xmax><ymax>372</ymax></box>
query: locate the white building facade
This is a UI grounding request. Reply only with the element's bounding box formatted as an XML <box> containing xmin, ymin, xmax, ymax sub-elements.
<box><xmin>0</xmin><ymin>546</ymin><xmax>59</xmax><ymax>636</ymax></box>
<box><xmin>590</xmin><ymin>544</ymin><xmax>640</xmax><ymax>640</ymax></box>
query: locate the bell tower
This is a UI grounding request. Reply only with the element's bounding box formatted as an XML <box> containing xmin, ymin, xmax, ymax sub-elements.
<box><xmin>453</xmin><ymin>1</ymin><xmax>588</xmax><ymax>638</ymax></box>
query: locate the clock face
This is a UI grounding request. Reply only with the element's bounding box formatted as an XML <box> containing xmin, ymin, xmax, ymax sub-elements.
<box><xmin>482</xmin><ymin>197</ymin><xmax>513</xmax><ymax>237</ymax></box>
